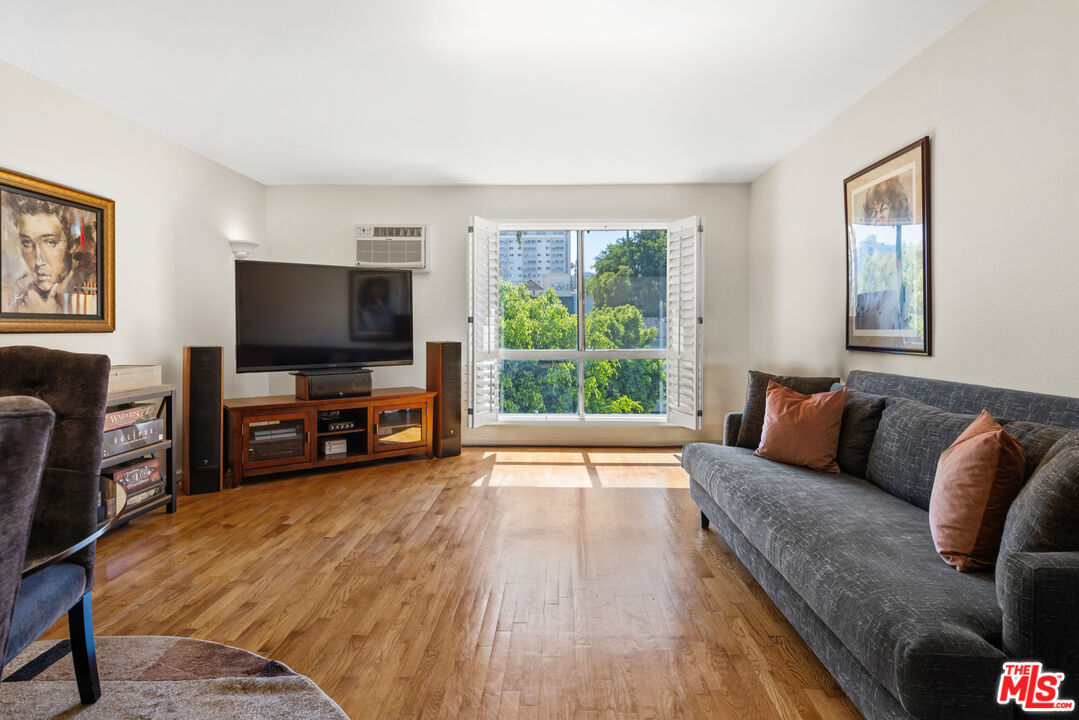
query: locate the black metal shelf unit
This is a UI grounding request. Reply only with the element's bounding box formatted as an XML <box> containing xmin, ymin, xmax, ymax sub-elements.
<box><xmin>102</xmin><ymin>384</ymin><xmax>177</xmax><ymax>527</ymax></box>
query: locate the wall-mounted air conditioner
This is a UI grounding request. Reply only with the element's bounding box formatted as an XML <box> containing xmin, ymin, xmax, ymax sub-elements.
<box><xmin>355</xmin><ymin>224</ymin><xmax>428</xmax><ymax>271</ymax></box>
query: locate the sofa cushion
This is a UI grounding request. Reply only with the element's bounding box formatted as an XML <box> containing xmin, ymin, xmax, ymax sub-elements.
<box><xmin>998</xmin><ymin>432</ymin><xmax>1079</xmax><ymax>559</ymax></box>
<box><xmin>683</xmin><ymin>442</ymin><xmax>1006</xmax><ymax>718</ymax></box>
<box><xmin>736</xmin><ymin>370</ymin><xmax>840</xmax><ymax>450</ymax></box>
<box><xmin>929</xmin><ymin>411</ymin><xmax>1026</xmax><ymax>572</ymax></box>
<box><xmin>830</xmin><ymin>383</ymin><xmax>887</xmax><ymax>477</ymax></box>
<box><xmin>866</xmin><ymin>398</ymin><xmax>987</xmax><ymax>510</ymax></box>
<box><xmin>845</xmin><ymin>370</ymin><xmax>1079</xmax><ymax>430</ymax></box>
<box><xmin>754</xmin><ymin>382</ymin><xmax>846</xmax><ymax>472</ymax></box>
<box><xmin>691</xmin><ymin>489</ymin><xmax>931</xmax><ymax>720</ymax></box>
<box><xmin>999</xmin><ymin>420</ymin><xmax>1072</xmax><ymax>480</ymax></box>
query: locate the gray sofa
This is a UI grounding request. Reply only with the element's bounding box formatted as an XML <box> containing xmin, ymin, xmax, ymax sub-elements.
<box><xmin>682</xmin><ymin>370</ymin><xmax>1079</xmax><ymax>720</ymax></box>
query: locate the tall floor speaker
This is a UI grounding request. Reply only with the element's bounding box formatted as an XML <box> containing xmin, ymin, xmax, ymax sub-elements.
<box><xmin>426</xmin><ymin>341</ymin><xmax>461</xmax><ymax>457</ymax></box>
<box><xmin>183</xmin><ymin>346</ymin><xmax>223</xmax><ymax>494</ymax></box>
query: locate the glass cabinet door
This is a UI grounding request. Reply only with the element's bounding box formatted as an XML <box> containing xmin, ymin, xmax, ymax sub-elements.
<box><xmin>243</xmin><ymin>414</ymin><xmax>310</xmax><ymax>466</ymax></box>
<box><xmin>373</xmin><ymin>405</ymin><xmax>426</xmax><ymax>452</ymax></box>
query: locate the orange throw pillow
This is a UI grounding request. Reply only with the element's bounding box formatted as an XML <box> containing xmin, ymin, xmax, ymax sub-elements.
<box><xmin>929</xmin><ymin>410</ymin><xmax>1026</xmax><ymax>572</ymax></box>
<box><xmin>753</xmin><ymin>381</ymin><xmax>847</xmax><ymax>473</ymax></box>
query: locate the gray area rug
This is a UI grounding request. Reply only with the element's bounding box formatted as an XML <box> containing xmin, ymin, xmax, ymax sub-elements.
<box><xmin>1</xmin><ymin>635</ymin><xmax>348</xmax><ymax>719</ymax></box>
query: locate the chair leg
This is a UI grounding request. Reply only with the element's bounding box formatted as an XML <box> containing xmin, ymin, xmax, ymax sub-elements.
<box><xmin>700</xmin><ymin>510</ymin><xmax>710</xmax><ymax>530</ymax></box>
<box><xmin>68</xmin><ymin>592</ymin><xmax>101</xmax><ymax>704</ymax></box>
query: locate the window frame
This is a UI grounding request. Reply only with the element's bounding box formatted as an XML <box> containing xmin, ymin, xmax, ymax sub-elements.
<box><xmin>496</xmin><ymin>220</ymin><xmax>672</xmax><ymax>423</ymax></box>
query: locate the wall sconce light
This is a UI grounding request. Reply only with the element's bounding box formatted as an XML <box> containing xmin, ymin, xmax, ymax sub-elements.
<box><xmin>228</xmin><ymin>239</ymin><xmax>259</xmax><ymax>259</ymax></box>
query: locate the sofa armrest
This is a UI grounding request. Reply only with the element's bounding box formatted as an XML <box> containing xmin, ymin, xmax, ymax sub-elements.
<box><xmin>1000</xmin><ymin>551</ymin><xmax>1079</xmax><ymax>675</ymax></box>
<box><xmin>723</xmin><ymin>412</ymin><xmax>743</xmax><ymax>447</ymax></box>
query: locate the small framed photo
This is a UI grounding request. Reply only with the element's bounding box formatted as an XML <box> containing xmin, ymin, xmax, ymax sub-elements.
<box><xmin>845</xmin><ymin>137</ymin><xmax>930</xmax><ymax>355</ymax></box>
<box><xmin>0</xmin><ymin>169</ymin><xmax>115</xmax><ymax>332</ymax></box>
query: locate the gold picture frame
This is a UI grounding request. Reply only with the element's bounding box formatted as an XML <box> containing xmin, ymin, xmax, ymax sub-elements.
<box><xmin>0</xmin><ymin>168</ymin><xmax>115</xmax><ymax>332</ymax></box>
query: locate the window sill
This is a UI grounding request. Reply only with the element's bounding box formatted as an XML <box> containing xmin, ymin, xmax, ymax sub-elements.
<box><xmin>492</xmin><ymin>414</ymin><xmax>672</xmax><ymax>427</ymax></box>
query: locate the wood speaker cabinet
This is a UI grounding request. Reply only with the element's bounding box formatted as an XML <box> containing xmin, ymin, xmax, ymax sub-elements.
<box><xmin>426</xmin><ymin>341</ymin><xmax>461</xmax><ymax>457</ymax></box>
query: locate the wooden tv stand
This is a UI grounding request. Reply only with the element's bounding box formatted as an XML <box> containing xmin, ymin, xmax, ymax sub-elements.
<box><xmin>223</xmin><ymin>387</ymin><xmax>436</xmax><ymax>486</ymax></box>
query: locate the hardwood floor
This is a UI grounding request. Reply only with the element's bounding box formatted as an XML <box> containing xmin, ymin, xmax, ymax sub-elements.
<box><xmin>49</xmin><ymin>447</ymin><xmax>864</xmax><ymax>719</ymax></box>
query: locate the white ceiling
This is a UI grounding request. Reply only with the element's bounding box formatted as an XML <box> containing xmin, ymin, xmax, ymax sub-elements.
<box><xmin>0</xmin><ymin>0</ymin><xmax>984</xmax><ymax>186</ymax></box>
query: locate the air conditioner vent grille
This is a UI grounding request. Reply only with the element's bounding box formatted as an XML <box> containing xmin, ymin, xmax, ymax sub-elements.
<box><xmin>355</xmin><ymin>224</ymin><xmax>428</xmax><ymax>270</ymax></box>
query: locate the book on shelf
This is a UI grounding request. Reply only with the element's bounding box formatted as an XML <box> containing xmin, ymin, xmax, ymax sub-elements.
<box><xmin>103</xmin><ymin>418</ymin><xmax>166</xmax><ymax>458</ymax></box>
<box><xmin>103</xmin><ymin>401</ymin><xmax>160</xmax><ymax>432</ymax></box>
<box><xmin>124</xmin><ymin>480</ymin><xmax>167</xmax><ymax>513</ymax></box>
<box><xmin>103</xmin><ymin>458</ymin><xmax>162</xmax><ymax>493</ymax></box>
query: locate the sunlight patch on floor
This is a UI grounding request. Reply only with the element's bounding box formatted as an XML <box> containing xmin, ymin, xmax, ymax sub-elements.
<box><xmin>471</xmin><ymin>448</ymin><xmax>689</xmax><ymax>488</ymax></box>
<box><xmin>593</xmin><ymin>465</ymin><xmax>689</xmax><ymax>488</ymax></box>
<box><xmin>482</xmin><ymin>464</ymin><xmax>593</xmax><ymax>488</ymax></box>
<box><xmin>586</xmin><ymin>452</ymin><xmax>681</xmax><ymax>465</ymax></box>
<box><xmin>481</xmin><ymin>450</ymin><xmax>586</xmax><ymax>464</ymax></box>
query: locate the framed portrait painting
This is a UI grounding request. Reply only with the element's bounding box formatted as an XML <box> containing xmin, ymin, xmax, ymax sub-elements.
<box><xmin>845</xmin><ymin>137</ymin><xmax>930</xmax><ymax>355</ymax></box>
<box><xmin>350</xmin><ymin>270</ymin><xmax>410</xmax><ymax>340</ymax></box>
<box><xmin>0</xmin><ymin>168</ymin><xmax>115</xmax><ymax>332</ymax></box>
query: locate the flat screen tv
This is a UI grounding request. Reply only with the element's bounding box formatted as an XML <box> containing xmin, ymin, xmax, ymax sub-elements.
<box><xmin>235</xmin><ymin>260</ymin><xmax>413</xmax><ymax>373</ymax></box>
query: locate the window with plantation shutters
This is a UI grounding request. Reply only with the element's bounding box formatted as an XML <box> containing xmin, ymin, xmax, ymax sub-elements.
<box><xmin>466</xmin><ymin>216</ymin><xmax>703</xmax><ymax>429</ymax></box>
<box><xmin>665</xmin><ymin>216</ymin><xmax>703</xmax><ymax>430</ymax></box>
<box><xmin>467</xmin><ymin>217</ymin><xmax>500</xmax><ymax>427</ymax></box>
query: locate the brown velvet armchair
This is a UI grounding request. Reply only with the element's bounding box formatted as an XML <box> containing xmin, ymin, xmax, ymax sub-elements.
<box><xmin>0</xmin><ymin>396</ymin><xmax>54</xmax><ymax>665</ymax></box>
<box><xmin>0</xmin><ymin>346</ymin><xmax>110</xmax><ymax>704</ymax></box>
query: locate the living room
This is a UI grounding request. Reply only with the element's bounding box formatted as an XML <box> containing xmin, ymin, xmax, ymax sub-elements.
<box><xmin>1</xmin><ymin>1</ymin><xmax>1076</xmax><ymax>718</ymax></box>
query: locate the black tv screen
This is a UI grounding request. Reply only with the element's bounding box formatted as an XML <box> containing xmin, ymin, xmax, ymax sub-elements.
<box><xmin>235</xmin><ymin>260</ymin><xmax>413</xmax><ymax>373</ymax></box>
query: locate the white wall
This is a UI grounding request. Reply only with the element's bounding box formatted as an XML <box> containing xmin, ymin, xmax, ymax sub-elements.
<box><xmin>0</xmin><ymin>60</ymin><xmax>269</xmax><ymax>405</ymax></box>
<box><xmin>265</xmin><ymin>184</ymin><xmax>750</xmax><ymax>445</ymax></box>
<box><xmin>747</xmin><ymin>0</ymin><xmax>1079</xmax><ymax>397</ymax></box>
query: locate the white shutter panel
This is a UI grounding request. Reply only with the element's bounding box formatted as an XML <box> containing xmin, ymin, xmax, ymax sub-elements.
<box><xmin>467</xmin><ymin>216</ymin><xmax>500</xmax><ymax>427</ymax></box>
<box><xmin>666</xmin><ymin>215</ymin><xmax>702</xmax><ymax>429</ymax></box>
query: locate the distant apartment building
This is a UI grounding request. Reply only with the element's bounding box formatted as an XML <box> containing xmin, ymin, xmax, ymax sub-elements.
<box><xmin>498</xmin><ymin>231</ymin><xmax>572</xmax><ymax>285</ymax></box>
